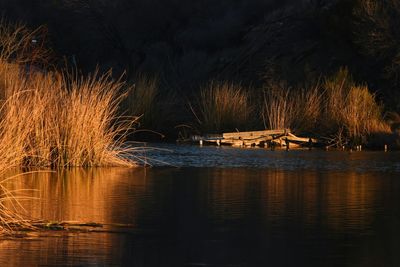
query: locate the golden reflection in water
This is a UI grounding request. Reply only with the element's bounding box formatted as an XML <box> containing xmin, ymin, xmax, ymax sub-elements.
<box><xmin>0</xmin><ymin>168</ymin><xmax>151</xmax><ymax>266</ymax></box>
<box><xmin>0</xmin><ymin>168</ymin><xmax>381</xmax><ymax>232</ymax></box>
<box><xmin>206</xmin><ymin>169</ymin><xmax>250</xmax><ymax>221</ymax></box>
<box><xmin>0</xmin><ymin>167</ymin><xmax>386</xmax><ymax>266</ymax></box>
<box><xmin>0</xmin><ymin>168</ymin><xmax>388</xmax><ymax>266</ymax></box>
<box><xmin>207</xmin><ymin>169</ymin><xmax>379</xmax><ymax>231</ymax></box>
<box><xmin>321</xmin><ymin>171</ymin><xmax>378</xmax><ymax>231</ymax></box>
<box><xmin>1</xmin><ymin>168</ymin><xmax>148</xmax><ymax>224</ymax></box>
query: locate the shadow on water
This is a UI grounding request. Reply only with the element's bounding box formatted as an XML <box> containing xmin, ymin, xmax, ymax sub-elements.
<box><xmin>0</xmin><ymin>147</ymin><xmax>399</xmax><ymax>266</ymax></box>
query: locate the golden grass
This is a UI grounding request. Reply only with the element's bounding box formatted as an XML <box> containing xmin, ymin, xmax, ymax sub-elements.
<box><xmin>322</xmin><ymin>68</ymin><xmax>390</xmax><ymax>142</ymax></box>
<box><xmin>262</xmin><ymin>81</ymin><xmax>293</xmax><ymax>130</ymax></box>
<box><xmin>262</xmin><ymin>68</ymin><xmax>390</xmax><ymax>145</ymax></box>
<box><xmin>0</xmin><ymin>20</ymin><xmax>136</xmax><ymax>167</ymax></box>
<box><xmin>342</xmin><ymin>85</ymin><xmax>389</xmax><ymax>138</ymax></box>
<box><xmin>0</xmin><ymin>61</ymin><xmax>137</xmax><ymax>167</ymax></box>
<box><xmin>197</xmin><ymin>81</ymin><xmax>252</xmax><ymax>132</ymax></box>
<box><xmin>262</xmin><ymin>81</ymin><xmax>322</xmax><ymax>132</ymax></box>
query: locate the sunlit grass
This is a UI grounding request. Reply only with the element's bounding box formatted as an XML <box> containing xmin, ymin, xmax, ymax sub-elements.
<box><xmin>0</xmin><ymin>18</ymin><xmax>137</xmax><ymax>167</ymax></box>
<box><xmin>262</xmin><ymin>68</ymin><xmax>390</xmax><ymax>146</ymax></box>
<box><xmin>196</xmin><ymin>81</ymin><xmax>252</xmax><ymax>133</ymax></box>
<box><xmin>0</xmin><ymin>62</ymin><xmax>137</xmax><ymax>167</ymax></box>
<box><xmin>262</xmin><ymin>81</ymin><xmax>322</xmax><ymax>133</ymax></box>
<box><xmin>322</xmin><ymin>68</ymin><xmax>390</xmax><ymax>144</ymax></box>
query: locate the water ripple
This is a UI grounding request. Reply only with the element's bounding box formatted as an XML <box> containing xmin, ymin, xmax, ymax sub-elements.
<box><xmin>142</xmin><ymin>143</ymin><xmax>400</xmax><ymax>172</ymax></box>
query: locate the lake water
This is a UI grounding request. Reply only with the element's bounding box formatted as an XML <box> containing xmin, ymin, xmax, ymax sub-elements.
<box><xmin>0</xmin><ymin>144</ymin><xmax>400</xmax><ymax>266</ymax></box>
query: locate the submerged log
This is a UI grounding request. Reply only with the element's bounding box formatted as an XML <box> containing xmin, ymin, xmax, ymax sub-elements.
<box><xmin>1</xmin><ymin>220</ymin><xmax>151</xmax><ymax>239</ymax></box>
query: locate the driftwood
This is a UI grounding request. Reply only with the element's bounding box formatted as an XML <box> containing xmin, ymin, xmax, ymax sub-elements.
<box><xmin>182</xmin><ymin>129</ymin><xmax>319</xmax><ymax>149</ymax></box>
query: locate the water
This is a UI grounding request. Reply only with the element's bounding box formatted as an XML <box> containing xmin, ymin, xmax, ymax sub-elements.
<box><xmin>0</xmin><ymin>145</ymin><xmax>400</xmax><ymax>266</ymax></box>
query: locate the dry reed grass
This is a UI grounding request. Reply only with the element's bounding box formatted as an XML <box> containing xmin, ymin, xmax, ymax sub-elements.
<box><xmin>197</xmin><ymin>81</ymin><xmax>252</xmax><ymax>132</ymax></box>
<box><xmin>262</xmin><ymin>82</ymin><xmax>290</xmax><ymax>130</ymax></box>
<box><xmin>262</xmin><ymin>81</ymin><xmax>322</xmax><ymax>133</ymax></box>
<box><xmin>0</xmin><ymin>61</ymin><xmax>137</xmax><ymax>167</ymax></box>
<box><xmin>322</xmin><ymin>68</ymin><xmax>390</xmax><ymax>143</ymax></box>
<box><xmin>262</xmin><ymin>68</ymin><xmax>390</xmax><ymax>145</ymax></box>
<box><xmin>0</xmin><ymin>19</ymin><xmax>136</xmax><ymax>167</ymax></box>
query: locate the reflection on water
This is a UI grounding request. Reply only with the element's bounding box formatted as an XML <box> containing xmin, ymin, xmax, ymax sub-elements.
<box><xmin>206</xmin><ymin>169</ymin><xmax>378</xmax><ymax>233</ymax></box>
<box><xmin>2</xmin><ymin>168</ymin><xmax>147</xmax><ymax>224</ymax></box>
<box><xmin>0</xmin><ymin>150</ymin><xmax>399</xmax><ymax>266</ymax></box>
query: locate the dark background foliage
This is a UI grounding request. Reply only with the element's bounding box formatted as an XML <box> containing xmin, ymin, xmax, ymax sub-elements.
<box><xmin>0</xmin><ymin>0</ymin><xmax>399</xmax><ymax>111</ymax></box>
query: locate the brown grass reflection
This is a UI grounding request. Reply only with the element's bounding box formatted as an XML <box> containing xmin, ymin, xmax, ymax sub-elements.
<box><xmin>1</xmin><ymin>168</ymin><xmax>148</xmax><ymax>224</ymax></box>
<box><xmin>0</xmin><ymin>168</ymin><xmax>153</xmax><ymax>266</ymax></box>
<box><xmin>206</xmin><ymin>169</ymin><xmax>379</xmax><ymax>231</ymax></box>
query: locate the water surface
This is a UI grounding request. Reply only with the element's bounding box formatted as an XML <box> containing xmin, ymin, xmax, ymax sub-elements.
<box><xmin>0</xmin><ymin>145</ymin><xmax>399</xmax><ymax>266</ymax></box>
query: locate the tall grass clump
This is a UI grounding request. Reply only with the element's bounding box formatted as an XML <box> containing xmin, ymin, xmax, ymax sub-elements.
<box><xmin>0</xmin><ymin>19</ymin><xmax>137</xmax><ymax>167</ymax></box>
<box><xmin>321</xmin><ymin>68</ymin><xmax>390</xmax><ymax>144</ymax></box>
<box><xmin>262</xmin><ymin>82</ymin><xmax>292</xmax><ymax>130</ymax></box>
<box><xmin>262</xmin><ymin>68</ymin><xmax>390</xmax><ymax>146</ymax></box>
<box><xmin>196</xmin><ymin>81</ymin><xmax>252</xmax><ymax>133</ymax></box>
<box><xmin>0</xmin><ymin>64</ymin><xmax>32</xmax><ymax>234</ymax></box>
<box><xmin>262</xmin><ymin>81</ymin><xmax>322</xmax><ymax>133</ymax></box>
<box><xmin>0</xmin><ymin>64</ymin><xmax>136</xmax><ymax>167</ymax></box>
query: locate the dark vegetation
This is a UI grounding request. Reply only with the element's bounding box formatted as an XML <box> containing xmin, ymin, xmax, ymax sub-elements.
<box><xmin>1</xmin><ymin>0</ymin><xmax>400</xmax><ymax>147</ymax></box>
